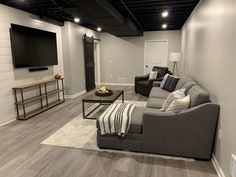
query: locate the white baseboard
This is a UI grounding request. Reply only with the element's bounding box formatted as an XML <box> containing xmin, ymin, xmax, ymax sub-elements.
<box><xmin>212</xmin><ymin>155</ymin><xmax>226</xmax><ymax>177</ymax></box>
<box><xmin>99</xmin><ymin>83</ymin><xmax>134</xmax><ymax>86</ymax></box>
<box><xmin>0</xmin><ymin>119</ymin><xmax>16</xmax><ymax>127</ymax></box>
<box><xmin>65</xmin><ymin>90</ymin><xmax>86</xmax><ymax>99</ymax></box>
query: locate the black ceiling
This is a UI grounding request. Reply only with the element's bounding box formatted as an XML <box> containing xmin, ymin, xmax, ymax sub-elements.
<box><xmin>0</xmin><ymin>0</ymin><xmax>199</xmax><ymax>36</ymax></box>
<box><xmin>111</xmin><ymin>0</ymin><xmax>200</xmax><ymax>31</ymax></box>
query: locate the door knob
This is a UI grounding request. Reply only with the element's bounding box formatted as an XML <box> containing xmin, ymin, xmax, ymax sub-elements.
<box><xmin>145</xmin><ymin>65</ymin><xmax>148</xmax><ymax>68</ymax></box>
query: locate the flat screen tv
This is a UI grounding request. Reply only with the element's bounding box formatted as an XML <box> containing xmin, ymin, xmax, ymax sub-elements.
<box><xmin>10</xmin><ymin>24</ymin><xmax>58</xmax><ymax>68</ymax></box>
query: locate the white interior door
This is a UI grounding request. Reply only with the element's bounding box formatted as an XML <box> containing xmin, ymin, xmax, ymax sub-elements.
<box><xmin>144</xmin><ymin>40</ymin><xmax>168</xmax><ymax>74</ymax></box>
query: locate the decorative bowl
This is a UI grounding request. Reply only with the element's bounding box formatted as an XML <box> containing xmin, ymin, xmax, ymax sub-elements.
<box><xmin>95</xmin><ymin>89</ymin><xmax>113</xmax><ymax>96</ymax></box>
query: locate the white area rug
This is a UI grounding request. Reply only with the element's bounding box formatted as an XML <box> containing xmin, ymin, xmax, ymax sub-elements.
<box><xmin>41</xmin><ymin>100</ymin><xmax>192</xmax><ymax>160</ymax></box>
<box><xmin>41</xmin><ymin>101</ymin><xmax>146</xmax><ymax>151</ymax></box>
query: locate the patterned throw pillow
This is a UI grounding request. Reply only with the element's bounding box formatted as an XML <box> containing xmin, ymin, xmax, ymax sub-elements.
<box><xmin>160</xmin><ymin>74</ymin><xmax>169</xmax><ymax>88</ymax></box>
<box><xmin>162</xmin><ymin>75</ymin><xmax>180</xmax><ymax>92</ymax></box>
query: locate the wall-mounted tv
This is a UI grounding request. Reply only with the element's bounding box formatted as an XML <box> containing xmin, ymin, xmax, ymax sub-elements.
<box><xmin>10</xmin><ymin>24</ymin><xmax>58</xmax><ymax>68</ymax></box>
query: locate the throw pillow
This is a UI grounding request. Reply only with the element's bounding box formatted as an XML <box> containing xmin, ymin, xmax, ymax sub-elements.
<box><xmin>166</xmin><ymin>95</ymin><xmax>190</xmax><ymax>113</ymax></box>
<box><xmin>160</xmin><ymin>74</ymin><xmax>169</xmax><ymax>88</ymax></box>
<box><xmin>162</xmin><ymin>75</ymin><xmax>180</xmax><ymax>92</ymax></box>
<box><xmin>149</xmin><ymin>71</ymin><xmax>158</xmax><ymax>80</ymax></box>
<box><xmin>161</xmin><ymin>88</ymin><xmax>186</xmax><ymax>111</ymax></box>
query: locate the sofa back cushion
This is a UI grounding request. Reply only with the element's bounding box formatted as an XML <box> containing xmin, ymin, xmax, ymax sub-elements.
<box><xmin>181</xmin><ymin>80</ymin><xmax>197</xmax><ymax>93</ymax></box>
<box><xmin>175</xmin><ymin>75</ymin><xmax>193</xmax><ymax>90</ymax></box>
<box><xmin>187</xmin><ymin>85</ymin><xmax>210</xmax><ymax>107</ymax></box>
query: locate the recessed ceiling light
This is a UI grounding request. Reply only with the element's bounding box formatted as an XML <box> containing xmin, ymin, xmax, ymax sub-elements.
<box><xmin>74</xmin><ymin>18</ymin><xmax>80</xmax><ymax>23</ymax></box>
<box><xmin>97</xmin><ymin>27</ymin><xmax>102</xmax><ymax>32</ymax></box>
<box><xmin>162</xmin><ymin>11</ymin><xmax>169</xmax><ymax>18</ymax></box>
<box><xmin>162</xmin><ymin>24</ymin><xmax>167</xmax><ymax>29</ymax></box>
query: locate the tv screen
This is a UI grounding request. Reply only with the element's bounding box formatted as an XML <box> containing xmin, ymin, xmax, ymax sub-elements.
<box><xmin>10</xmin><ymin>24</ymin><xmax>58</xmax><ymax>68</ymax></box>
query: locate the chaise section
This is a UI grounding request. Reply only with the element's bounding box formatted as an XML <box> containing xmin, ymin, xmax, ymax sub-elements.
<box><xmin>142</xmin><ymin>103</ymin><xmax>220</xmax><ymax>160</ymax></box>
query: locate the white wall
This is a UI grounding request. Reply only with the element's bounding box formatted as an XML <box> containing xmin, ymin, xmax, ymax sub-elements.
<box><xmin>0</xmin><ymin>5</ymin><xmax>64</xmax><ymax>125</ymax></box>
<box><xmin>100</xmin><ymin>31</ymin><xmax>181</xmax><ymax>84</ymax></box>
<box><xmin>181</xmin><ymin>0</ymin><xmax>236</xmax><ymax>177</ymax></box>
<box><xmin>62</xmin><ymin>22</ymin><xmax>99</xmax><ymax>95</ymax></box>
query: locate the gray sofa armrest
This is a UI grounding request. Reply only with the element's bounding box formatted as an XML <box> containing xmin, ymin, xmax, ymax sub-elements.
<box><xmin>142</xmin><ymin>103</ymin><xmax>220</xmax><ymax>159</ymax></box>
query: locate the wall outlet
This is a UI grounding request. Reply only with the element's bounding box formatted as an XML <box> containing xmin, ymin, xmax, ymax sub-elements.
<box><xmin>230</xmin><ymin>154</ymin><xmax>236</xmax><ymax>177</ymax></box>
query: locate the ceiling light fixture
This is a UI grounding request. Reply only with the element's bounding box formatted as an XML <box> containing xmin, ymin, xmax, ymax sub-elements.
<box><xmin>162</xmin><ymin>11</ymin><xmax>169</xmax><ymax>18</ymax></box>
<box><xmin>97</xmin><ymin>27</ymin><xmax>102</xmax><ymax>32</ymax></box>
<box><xmin>162</xmin><ymin>24</ymin><xmax>167</xmax><ymax>29</ymax></box>
<box><xmin>74</xmin><ymin>18</ymin><xmax>80</xmax><ymax>23</ymax></box>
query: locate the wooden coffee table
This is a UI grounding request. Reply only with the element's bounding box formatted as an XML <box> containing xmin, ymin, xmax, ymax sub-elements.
<box><xmin>82</xmin><ymin>90</ymin><xmax>124</xmax><ymax>119</ymax></box>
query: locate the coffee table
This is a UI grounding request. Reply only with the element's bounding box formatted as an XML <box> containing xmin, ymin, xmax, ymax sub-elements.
<box><xmin>82</xmin><ymin>90</ymin><xmax>124</xmax><ymax>119</ymax></box>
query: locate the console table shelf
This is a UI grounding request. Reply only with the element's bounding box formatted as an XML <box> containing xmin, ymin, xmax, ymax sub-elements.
<box><xmin>12</xmin><ymin>78</ymin><xmax>65</xmax><ymax>120</ymax></box>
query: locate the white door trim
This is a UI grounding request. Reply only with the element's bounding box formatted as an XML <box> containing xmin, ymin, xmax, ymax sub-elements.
<box><xmin>144</xmin><ymin>39</ymin><xmax>168</xmax><ymax>74</ymax></box>
<box><xmin>94</xmin><ymin>41</ymin><xmax>101</xmax><ymax>85</ymax></box>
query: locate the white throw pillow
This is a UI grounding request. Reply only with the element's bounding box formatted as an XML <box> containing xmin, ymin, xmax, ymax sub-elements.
<box><xmin>161</xmin><ymin>88</ymin><xmax>186</xmax><ymax>111</ymax></box>
<box><xmin>166</xmin><ymin>95</ymin><xmax>190</xmax><ymax>113</ymax></box>
<box><xmin>160</xmin><ymin>74</ymin><xmax>169</xmax><ymax>88</ymax></box>
<box><xmin>149</xmin><ymin>71</ymin><xmax>158</xmax><ymax>80</ymax></box>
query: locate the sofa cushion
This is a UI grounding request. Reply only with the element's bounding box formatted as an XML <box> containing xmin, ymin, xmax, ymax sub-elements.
<box><xmin>187</xmin><ymin>85</ymin><xmax>210</xmax><ymax>107</ymax></box>
<box><xmin>181</xmin><ymin>80</ymin><xmax>197</xmax><ymax>93</ymax></box>
<box><xmin>175</xmin><ymin>75</ymin><xmax>193</xmax><ymax>90</ymax></box>
<box><xmin>130</xmin><ymin>107</ymin><xmax>168</xmax><ymax>134</ymax></box>
<box><xmin>96</xmin><ymin>107</ymin><xmax>164</xmax><ymax>134</ymax></box>
<box><xmin>147</xmin><ymin>98</ymin><xmax>166</xmax><ymax>109</ymax></box>
<box><xmin>149</xmin><ymin>87</ymin><xmax>170</xmax><ymax>99</ymax></box>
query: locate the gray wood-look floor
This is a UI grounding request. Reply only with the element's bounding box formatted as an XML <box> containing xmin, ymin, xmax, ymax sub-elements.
<box><xmin>0</xmin><ymin>86</ymin><xmax>217</xmax><ymax>177</ymax></box>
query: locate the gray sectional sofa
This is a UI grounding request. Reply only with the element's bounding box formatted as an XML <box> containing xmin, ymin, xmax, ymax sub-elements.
<box><xmin>97</xmin><ymin>75</ymin><xmax>220</xmax><ymax>160</ymax></box>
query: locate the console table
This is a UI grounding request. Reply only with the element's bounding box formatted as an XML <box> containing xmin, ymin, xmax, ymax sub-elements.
<box><xmin>12</xmin><ymin>78</ymin><xmax>65</xmax><ymax>120</ymax></box>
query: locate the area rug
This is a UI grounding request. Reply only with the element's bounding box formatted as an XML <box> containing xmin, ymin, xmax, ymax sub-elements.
<box><xmin>41</xmin><ymin>100</ymin><xmax>192</xmax><ymax>160</ymax></box>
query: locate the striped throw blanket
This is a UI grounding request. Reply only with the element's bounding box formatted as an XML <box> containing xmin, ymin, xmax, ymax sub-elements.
<box><xmin>98</xmin><ymin>103</ymin><xmax>136</xmax><ymax>136</ymax></box>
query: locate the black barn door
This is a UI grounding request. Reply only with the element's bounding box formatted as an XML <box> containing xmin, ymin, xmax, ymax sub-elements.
<box><xmin>84</xmin><ymin>35</ymin><xmax>95</xmax><ymax>91</ymax></box>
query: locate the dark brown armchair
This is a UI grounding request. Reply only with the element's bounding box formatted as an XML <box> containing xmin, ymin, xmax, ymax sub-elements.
<box><xmin>135</xmin><ymin>66</ymin><xmax>171</xmax><ymax>96</ymax></box>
